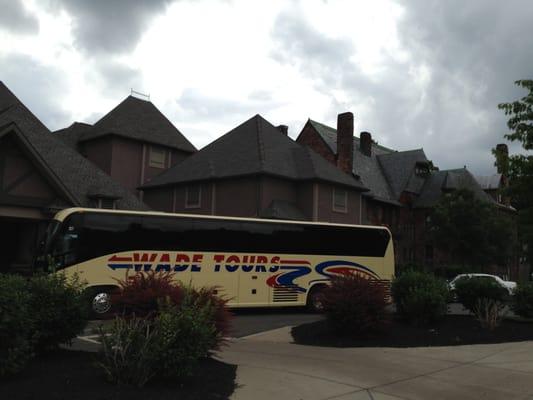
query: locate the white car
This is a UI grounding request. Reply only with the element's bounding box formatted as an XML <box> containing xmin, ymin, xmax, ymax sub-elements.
<box><xmin>448</xmin><ymin>273</ymin><xmax>517</xmax><ymax>295</ymax></box>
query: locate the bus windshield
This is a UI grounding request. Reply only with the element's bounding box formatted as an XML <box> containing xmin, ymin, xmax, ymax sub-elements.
<box><xmin>39</xmin><ymin>215</ymin><xmax>82</xmax><ymax>272</ymax></box>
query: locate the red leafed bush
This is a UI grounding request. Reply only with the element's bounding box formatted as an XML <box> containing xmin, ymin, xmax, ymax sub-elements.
<box><xmin>112</xmin><ymin>271</ymin><xmax>232</xmax><ymax>339</ymax></box>
<box><xmin>112</xmin><ymin>271</ymin><xmax>183</xmax><ymax>317</ymax></box>
<box><xmin>323</xmin><ymin>274</ymin><xmax>390</xmax><ymax>337</ymax></box>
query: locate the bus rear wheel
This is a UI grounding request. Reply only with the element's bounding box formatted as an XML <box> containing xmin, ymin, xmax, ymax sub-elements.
<box><xmin>307</xmin><ymin>285</ymin><xmax>327</xmax><ymax>313</ymax></box>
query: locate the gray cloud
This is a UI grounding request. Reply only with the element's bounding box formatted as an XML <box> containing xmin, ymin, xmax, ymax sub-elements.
<box><xmin>0</xmin><ymin>0</ymin><xmax>39</xmax><ymax>34</ymax></box>
<box><xmin>270</xmin><ymin>2</ymin><xmax>533</xmax><ymax>175</ymax></box>
<box><xmin>93</xmin><ymin>60</ymin><xmax>144</xmax><ymax>96</ymax></box>
<box><xmin>48</xmin><ymin>0</ymin><xmax>174</xmax><ymax>54</ymax></box>
<box><xmin>395</xmin><ymin>0</ymin><xmax>533</xmax><ymax>173</ymax></box>
<box><xmin>176</xmin><ymin>88</ymin><xmax>285</xmax><ymax>123</ymax></box>
<box><xmin>0</xmin><ymin>53</ymin><xmax>70</xmax><ymax>129</ymax></box>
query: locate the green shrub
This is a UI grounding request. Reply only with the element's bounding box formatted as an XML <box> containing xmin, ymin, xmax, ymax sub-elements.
<box><xmin>454</xmin><ymin>277</ymin><xmax>508</xmax><ymax>330</ymax></box>
<box><xmin>113</xmin><ymin>271</ymin><xmax>231</xmax><ymax>342</ymax></box>
<box><xmin>28</xmin><ymin>273</ymin><xmax>89</xmax><ymax>351</ymax></box>
<box><xmin>0</xmin><ymin>274</ymin><xmax>34</xmax><ymax>376</ymax></box>
<box><xmin>473</xmin><ymin>298</ymin><xmax>505</xmax><ymax>330</ymax></box>
<box><xmin>99</xmin><ymin>276</ymin><xmax>232</xmax><ymax>386</ymax></box>
<box><xmin>98</xmin><ymin>317</ymin><xmax>159</xmax><ymax>387</ymax></box>
<box><xmin>99</xmin><ymin>295</ymin><xmax>222</xmax><ymax>386</ymax></box>
<box><xmin>323</xmin><ymin>274</ymin><xmax>389</xmax><ymax>337</ymax></box>
<box><xmin>153</xmin><ymin>294</ymin><xmax>219</xmax><ymax>379</ymax></box>
<box><xmin>392</xmin><ymin>270</ymin><xmax>449</xmax><ymax>325</ymax></box>
<box><xmin>512</xmin><ymin>282</ymin><xmax>533</xmax><ymax>318</ymax></box>
<box><xmin>454</xmin><ymin>276</ymin><xmax>509</xmax><ymax>313</ymax></box>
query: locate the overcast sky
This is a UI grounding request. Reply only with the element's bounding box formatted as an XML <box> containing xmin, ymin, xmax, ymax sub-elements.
<box><xmin>1</xmin><ymin>0</ymin><xmax>531</xmax><ymax>175</ymax></box>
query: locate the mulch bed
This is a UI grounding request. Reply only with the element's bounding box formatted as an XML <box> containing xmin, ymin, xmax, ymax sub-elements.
<box><xmin>0</xmin><ymin>350</ymin><xmax>236</xmax><ymax>400</ymax></box>
<box><xmin>292</xmin><ymin>315</ymin><xmax>533</xmax><ymax>348</ymax></box>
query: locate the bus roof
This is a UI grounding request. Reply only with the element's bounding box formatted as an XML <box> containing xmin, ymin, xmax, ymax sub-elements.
<box><xmin>53</xmin><ymin>207</ymin><xmax>391</xmax><ymax>234</ymax></box>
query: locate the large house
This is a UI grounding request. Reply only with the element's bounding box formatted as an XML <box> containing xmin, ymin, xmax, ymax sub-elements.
<box><xmin>296</xmin><ymin>116</ymin><xmax>515</xmax><ymax>274</ymax></box>
<box><xmin>55</xmin><ymin>94</ymin><xmax>197</xmax><ymax>197</ymax></box>
<box><xmin>0</xmin><ymin>82</ymin><xmax>146</xmax><ymax>273</ymax></box>
<box><xmin>140</xmin><ymin>113</ymin><xmax>368</xmax><ymax>223</ymax></box>
<box><xmin>0</xmin><ymin>80</ymin><xmax>518</xmax><ymax>277</ymax></box>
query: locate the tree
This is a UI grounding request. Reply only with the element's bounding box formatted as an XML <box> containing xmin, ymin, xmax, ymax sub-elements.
<box><xmin>496</xmin><ymin>80</ymin><xmax>533</xmax><ymax>275</ymax></box>
<box><xmin>429</xmin><ymin>189</ymin><xmax>515</xmax><ymax>268</ymax></box>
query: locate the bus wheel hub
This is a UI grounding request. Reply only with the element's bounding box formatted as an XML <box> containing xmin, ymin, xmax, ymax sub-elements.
<box><xmin>92</xmin><ymin>292</ymin><xmax>111</xmax><ymax>314</ymax></box>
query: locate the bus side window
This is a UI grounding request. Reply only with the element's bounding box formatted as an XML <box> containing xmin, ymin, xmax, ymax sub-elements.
<box><xmin>80</xmin><ymin>213</ymin><xmax>143</xmax><ymax>261</ymax></box>
<box><xmin>141</xmin><ymin>216</ymin><xmax>193</xmax><ymax>250</ymax></box>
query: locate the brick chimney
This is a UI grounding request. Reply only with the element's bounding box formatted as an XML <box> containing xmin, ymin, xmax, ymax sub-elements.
<box><xmin>495</xmin><ymin>143</ymin><xmax>509</xmax><ymax>175</ymax></box>
<box><xmin>336</xmin><ymin>112</ymin><xmax>354</xmax><ymax>174</ymax></box>
<box><xmin>277</xmin><ymin>125</ymin><xmax>288</xmax><ymax>135</ymax></box>
<box><xmin>360</xmin><ymin>131</ymin><xmax>372</xmax><ymax>157</ymax></box>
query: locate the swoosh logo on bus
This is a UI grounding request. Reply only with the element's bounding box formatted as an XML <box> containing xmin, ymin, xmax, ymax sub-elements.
<box><xmin>266</xmin><ymin>260</ymin><xmax>312</xmax><ymax>293</ymax></box>
<box><xmin>315</xmin><ymin>260</ymin><xmax>380</xmax><ymax>280</ymax></box>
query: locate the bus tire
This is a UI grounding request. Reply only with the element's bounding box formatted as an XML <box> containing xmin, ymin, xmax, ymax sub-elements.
<box><xmin>85</xmin><ymin>286</ymin><xmax>117</xmax><ymax>319</ymax></box>
<box><xmin>307</xmin><ymin>285</ymin><xmax>327</xmax><ymax>313</ymax></box>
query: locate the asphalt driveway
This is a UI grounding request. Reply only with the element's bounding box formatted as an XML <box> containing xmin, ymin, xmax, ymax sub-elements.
<box><xmin>220</xmin><ymin>327</ymin><xmax>533</xmax><ymax>400</ymax></box>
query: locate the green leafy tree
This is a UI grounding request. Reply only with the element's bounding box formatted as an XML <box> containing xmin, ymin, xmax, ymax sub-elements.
<box><xmin>429</xmin><ymin>189</ymin><xmax>515</xmax><ymax>268</ymax></box>
<box><xmin>496</xmin><ymin>79</ymin><xmax>533</xmax><ymax>273</ymax></box>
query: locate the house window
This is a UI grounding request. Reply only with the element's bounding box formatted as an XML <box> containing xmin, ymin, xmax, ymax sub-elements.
<box><xmin>415</xmin><ymin>162</ymin><xmax>430</xmax><ymax>176</ymax></box>
<box><xmin>185</xmin><ymin>184</ymin><xmax>201</xmax><ymax>208</ymax></box>
<box><xmin>149</xmin><ymin>146</ymin><xmax>166</xmax><ymax>168</ymax></box>
<box><xmin>332</xmin><ymin>188</ymin><xmax>347</xmax><ymax>213</ymax></box>
<box><xmin>96</xmin><ymin>198</ymin><xmax>116</xmax><ymax>209</ymax></box>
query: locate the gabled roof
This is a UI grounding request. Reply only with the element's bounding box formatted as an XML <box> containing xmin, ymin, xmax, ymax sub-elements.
<box><xmin>54</xmin><ymin>122</ymin><xmax>92</xmax><ymax>150</ymax></box>
<box><xmin>77</xmin><ymin>95</ymin><xmax>196</xmax><ymax>153</ymax></box>
<box><xmin>0</xmin><ymin>81</ymin><xmax>147</xmax><ymax>210</ymax></box>
<box><xmin>141</xmin><ymin>114</ymin><xmax>367</xmax><ymax>191</ymax></box>
<box><xmin>304</xmin><ymin>119</ymin><xmax>398</xmax><ymax>203</ymax></box>
<box><xmin>377</xmin><ymin>149</ymin><xmax>430</xmax><ymax>198</ymax></box>
<box><xmin>414</xmin><ymin>168</ymin><xmax>495</xmax><ymax>208</ymax></box>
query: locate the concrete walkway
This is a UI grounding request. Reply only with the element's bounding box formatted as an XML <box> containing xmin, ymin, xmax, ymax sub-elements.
<box><xmin>217</xmin><ymin>327</ymin><xmax>533</xmax><ymax>400</ymax></box>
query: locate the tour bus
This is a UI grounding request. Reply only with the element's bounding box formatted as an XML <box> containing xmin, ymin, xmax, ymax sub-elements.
<box><xmin>38</xmin><ymin>208</ymin><xmax>395</xmax><ymax>315</ymax></box>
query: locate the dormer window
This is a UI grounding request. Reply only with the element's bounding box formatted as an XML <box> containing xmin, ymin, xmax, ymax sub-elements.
<box><xmin>415</xmin><ymin>161</ymin><xmax>430</xmax><ymax>176</ymax></box>
<box><xmin>91</xmin><ymin>197</ymin><xmax>116</xmax><ymax>209</ymax></box>
<box><xmin>149</xmin><ymin>146</ymin><xmax>166</xmax><ymax>168</ymax></box>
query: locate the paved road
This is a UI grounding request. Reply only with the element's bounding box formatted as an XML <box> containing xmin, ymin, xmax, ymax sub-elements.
<box><xmin>229</xmin><ymin>307</ymin><xmax>323</xmax><ymax>338</ymax></box>
<box><xmin>221</xmin><ymin>329</ymin><xmax>533</xmax><ymax>400</ymax></box>
<box><xmin>85</xmin><ymin>303</ymin><xmax>503</xmax><ymax>339</ymax></box>
<box><xmin>84</xmin><ymin>306</ymin><xmax>324</xmax><ymax>339</ymax></box>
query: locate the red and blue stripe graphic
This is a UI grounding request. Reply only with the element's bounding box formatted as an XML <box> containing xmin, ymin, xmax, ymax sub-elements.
<box><xmin>315</xmin><ymin>260</ymin><xmax>380</xmax><ymax>280</ymax></box>
<box><xmin>266</xmin><ymin>259</ymin><xmax>311</xmax><ymax>293</ymax></box>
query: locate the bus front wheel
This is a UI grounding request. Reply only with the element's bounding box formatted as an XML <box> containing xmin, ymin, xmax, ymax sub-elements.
<box><xmin>307</xmin><ymin>285</ymin><xmax>327</xmax><ymax>313</ymax></box>
<box><xmin>85</xmin><ymin>286</ymin><xmax>116</xmax><ymax>318</ymax></box>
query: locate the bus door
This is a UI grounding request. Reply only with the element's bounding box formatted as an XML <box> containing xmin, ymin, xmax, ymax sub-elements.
<box><xmin>238</xmin><ymin>259</ymin><xmax>270</xmax><ymax>305</ymax></box>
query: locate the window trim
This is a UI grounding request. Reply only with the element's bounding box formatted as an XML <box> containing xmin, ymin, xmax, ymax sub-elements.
<box><xmin>332</xmin><ymin>188</ymin><xmax>348</xmax><ymax>213</ymax></box>
<box><xmin>185</xmin><ymin>185</ymin><xmax>201</xmax><ymax>209</ymax></box>
<box><xmin>148</xmin><ymin>145</ymin><xmax>166</xmax><ymax>169</ymax></box>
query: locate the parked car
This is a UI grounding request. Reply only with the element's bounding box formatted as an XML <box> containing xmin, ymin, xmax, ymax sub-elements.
<box><xmin>448</xmin><ymin>273</ymin><xmax>517</xmax><ymax>296</ymax></box>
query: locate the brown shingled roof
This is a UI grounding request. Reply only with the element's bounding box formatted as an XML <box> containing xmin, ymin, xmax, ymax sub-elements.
<box><xmin>0</xmin><ymin>81</ymin><xmax>148</xmax><ymax>210</ymax></box>
<box><xmin>79</xmin><ymin>95</ymin><xmax>196</xmax><ymax>153</ymax></box>
<box><xmin>141</xmin><ymin>114</ymin><xmax>368</xmax><ymax>191</ymax></box>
